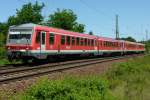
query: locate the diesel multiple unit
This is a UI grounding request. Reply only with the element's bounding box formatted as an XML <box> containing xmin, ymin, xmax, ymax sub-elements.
<box><xmin>6</xmin><ymin>23</ymin><xmax>145</xmax><ymax>62</ymax></box>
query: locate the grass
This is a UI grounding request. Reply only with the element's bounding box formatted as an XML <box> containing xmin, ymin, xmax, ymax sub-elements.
<box><xmin>11</xmin><ymin>55</ymin><xmax>150</xmax><ymax>100</ymax></box>
<box><xmin>0</xmin><ymin>46</ymin><xmax>11</xmax><ymax>65</ymax></box>
<box><xmin>104</xmin><ymin>55</ymin><xmax>150</xmax><ymax>100</ymax></box>
<box><xmin>0</xmin><ymin>47</ymin><xmax>9</xmax><ymax>65</ymax></box>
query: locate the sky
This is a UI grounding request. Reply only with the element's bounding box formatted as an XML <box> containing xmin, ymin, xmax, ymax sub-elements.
<box><xmin>0</xmin><ymin>0</ymin><xmax>149</xmax><ymax>41</ymax></box>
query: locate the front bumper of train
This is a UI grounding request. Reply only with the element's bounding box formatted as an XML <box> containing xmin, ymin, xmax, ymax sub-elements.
<box><xmin>7</xmin><ymin>50</ymin><xmax>33</xmax><ymax>61</ymax></box>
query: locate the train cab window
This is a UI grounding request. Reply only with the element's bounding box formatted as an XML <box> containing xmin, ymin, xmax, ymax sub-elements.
<box><xmin>67</xmin><ymin>36</ymin><xmax>70</xmax><ymax>45</ymax></box>
<box><xmin>49</xmin><ymin>33</ymin><xmax>55</xmax><ymax>45</ymax></box>
<box><xmin>72</xmin><ymin>37</ymin><xmax>75</xmax><ymax>45</ymax></box>
<box><xmin>61</xmin><ymin>35</ymin><xmax>65</xmax><ymax>45</ymax></box>
<box><xmin>36</xmin><ymin>32</ymin><xmax>41</xmax><ymax>43</ymax></box>
<box><xmin>76</xmin><ymin>37</ymin><xmax>79</xmax><ymax>45</ymax></box>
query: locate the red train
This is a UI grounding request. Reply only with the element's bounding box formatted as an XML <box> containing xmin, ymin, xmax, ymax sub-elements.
<box><xmin>6</xmin><ymin>23</ymin><xmax>145</xmax><ymax>62</ymax></box>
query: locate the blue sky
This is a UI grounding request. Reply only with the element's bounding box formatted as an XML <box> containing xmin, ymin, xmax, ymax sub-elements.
<box><xmin>0</xmin><ymin>0</ymin><xmax>149</xmax><ymax>41</ymax></box>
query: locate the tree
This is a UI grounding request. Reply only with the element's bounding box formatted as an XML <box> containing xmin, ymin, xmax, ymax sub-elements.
<box><xmin>141</xmin><ymin>40</ymin><xmax>150</xmax><ymax>53</ymax></box>
<box><xmin>0</xmin><ymin>1</ymin><xmax>45</xmax><ymax>45</ymax></box>
<box><xmin>0</xmin><ymin>33</ymin><xmax>5</xmax><ymax>46</ymax></box>
<box><xmin>73</xmin><ymin>23</ymin><xmax>85</xmax><ymax>33</ymax></box>
<box><xmin>120</xmin><ymin>36</ymin><xmax>136</xmax><ymax>42</ymax></box>
<box><xmin>89</xmin><ymin>31</ymin><xmax>93</xmax><ymax>35</ymax></box>
<box><xmin>47</xmin><ymin>9</ymin><xmax>85</xmax><ymax>33</ymax></box>
<box><xmin>0</xmin><ymin>23</ymin><xmax>8</xmax><ymax>34</ymax></box>
<box><xmin>8</xmin><ymin>1</ymin><xmax>45</xmax><ymax>25</ymax></box>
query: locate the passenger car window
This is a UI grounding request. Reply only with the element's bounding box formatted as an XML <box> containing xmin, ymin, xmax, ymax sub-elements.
<box><xmin>67</xmin><ymin>36</ymin><xmax>70</xmax><ymax>45</ymax></box>
<box><xmin>36</xmin><ymin>32</ymin><xmax>41</xmax><ymax>43</ymax></box>
<box><xmin>42</xmin><ymin>32</ymin><xmax>46</xmax><ymax>45</ymax></box>
<box><xmin>72</xmin><ymin>37</ymin><xmax>75</xmax><ymax>45</ymax></box>
<box><xmin>76</xmin><ymin>37</ymin><xmax>79</xmax><ymax>45</ymax></box>
<box><xmin>80</xmin><ymin>38</ymin><xmax>84</xmax><ymax>46</ymax></box>
<box><xmin>49</xmin><ymin>33</ymin><xmax>55</xmax><ymax>45</ymax></box>
<box><xmin>61</xmin><ymin>35</ymin><xmax>65</xmax><ymax>45</ymax></box>
<box><xmin>85</xmin><ymin>38</ymin><xmax>87</xmax><ymax>46</ymax></box>
<box><xmin>88</xmin><ymin>39</ymin><xmax>90</xmax><ymax>46</ymax></box>
<box><xmin>91</xmin><ymin>40</ymin><xmax>94</xmax><ymax>46</ymax></box>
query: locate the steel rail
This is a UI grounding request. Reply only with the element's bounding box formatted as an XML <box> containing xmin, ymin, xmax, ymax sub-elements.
<box><xmin>0</xmin><ymin>54</ymin><xmax>143</xmax><ymax>84</ymax></box>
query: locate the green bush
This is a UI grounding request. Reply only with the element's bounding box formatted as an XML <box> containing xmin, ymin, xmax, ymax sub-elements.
<box><xmin>16</xmin><ymin>76</ymin><xmax>115</xmax><ymax>100</ymax></box>
<box><xmin>0</xmin><ymin>47</ymin><xmax>6</xmax><ymax>58</ymax></box>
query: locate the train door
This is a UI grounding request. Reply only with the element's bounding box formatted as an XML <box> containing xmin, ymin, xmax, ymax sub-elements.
<box><xmin>41</xmin><ymin>32</ymin><xmax>46</xmax><ymax>50</ymax></box>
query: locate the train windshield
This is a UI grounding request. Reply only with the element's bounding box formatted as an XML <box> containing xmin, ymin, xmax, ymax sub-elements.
<box><xmin>7</xmin><ymin>29</ymin><xmax>32</xmax><ymax>45</ymax></box>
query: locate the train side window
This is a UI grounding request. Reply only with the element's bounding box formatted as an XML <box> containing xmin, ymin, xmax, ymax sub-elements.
<box><xmin>104</xmin><ymin>41</ymin><xmax>106</xmax><ymax>47</ymax></box>
<box><xmin>36</xmin><ymin>32</ymin><xmax>41</xmax><ymax>43</ymax></box>
<box><xmin>93</xmin><ymin>40</ymin><xmax>95</xmax><ymax>46</ymax></box>
<box><xmin>91</xmin><ymin>40</ymin><xmax>94</xmax><ymax>46</ymax></box>
<box><xmin>95</xmin><ymin>40</ymin><xmax>97</xmax><ymax>46</ymax></box>
<box><xmin>72</xmin><ymin>37</ymin><xmax>75</xmax><ymax>45</ymax></box>
<box><xmin>61</xmin><ymin>35</ymin><xmax>65</xmax><ymax>45</ymax></box>
<box><xmin>67</xmin><ymin>36</ymin><xmax>70</xmax><ymax>45</ymax></box>
<box><xmin>80</xmin><ymin>38</ymin><xmax>84</xmax><ymax>46</ymax></box>
<box><xmin>88</xmin><ymin>39</ymin><xmax>90</xmax><ymax>46</ymax></box>
<box><xmin>76</xmin><ymin>37</ymin><xmax>79</xmax><ymax>45</ymax></box>
<box><xmin>49</xmin><ymin>33</ymin><xmax>55</xmax><ymax>45</ymax></box>
<box><xmin>85</xmin><ymin>38</ymin><xmax>87</xmax><ymax>46</ymax></box>
<box><xmin>42</xmin><ymin>32</ymin><xmax>45</xmax><ymax>45</ymax></box>
<box><xmin>82</xmin><ymin>38</ymin><xmax>84</xmax><ymax>46</ymax></box>
<box><xmin>94</xmin><ymin>40</ymin><xmax>97</xmax><ymax>46</ymax></box>
<box><xmin>99</xmin><ymin>41</ymin><xmax>101</xmax><ymax>46</ymax></box>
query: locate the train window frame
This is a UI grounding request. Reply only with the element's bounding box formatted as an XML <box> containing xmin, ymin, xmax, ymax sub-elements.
<box><xmin>49</xmin><ymin>32</ymin><xmax>55</xmax><ymax>45</ymax></box>
<box><xmin>61</xmin><ymin>35</ymin><xmax>65</xmax><ymax>45</ymax></box>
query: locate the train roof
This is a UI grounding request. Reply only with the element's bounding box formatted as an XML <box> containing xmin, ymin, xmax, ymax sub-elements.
<box><xmin>123</xmin><ymin>40</ymin><xmax>145</xmax><ymax>45</ymax></box>
<box><xmin>9</xmin><ymin>23</ymin><xmax>36</xmax><ymax>30</ymax></box>
<box><xmin>9</xmin><ymin>23</ymin><xmax>97</xmax><ymax>39</ymax></box>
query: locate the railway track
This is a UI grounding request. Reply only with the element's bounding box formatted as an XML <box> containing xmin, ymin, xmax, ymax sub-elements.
<box><xmin>0</xmin><ymin>54</ymin><xmax>143</xmax><ymax>84</ymax></box>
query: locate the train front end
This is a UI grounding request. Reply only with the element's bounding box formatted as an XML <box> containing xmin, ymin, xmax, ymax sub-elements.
<box><xmin>6</xmin><ymin>24</ymin><xmax>34</xmax><ymax>62</ymax></box>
